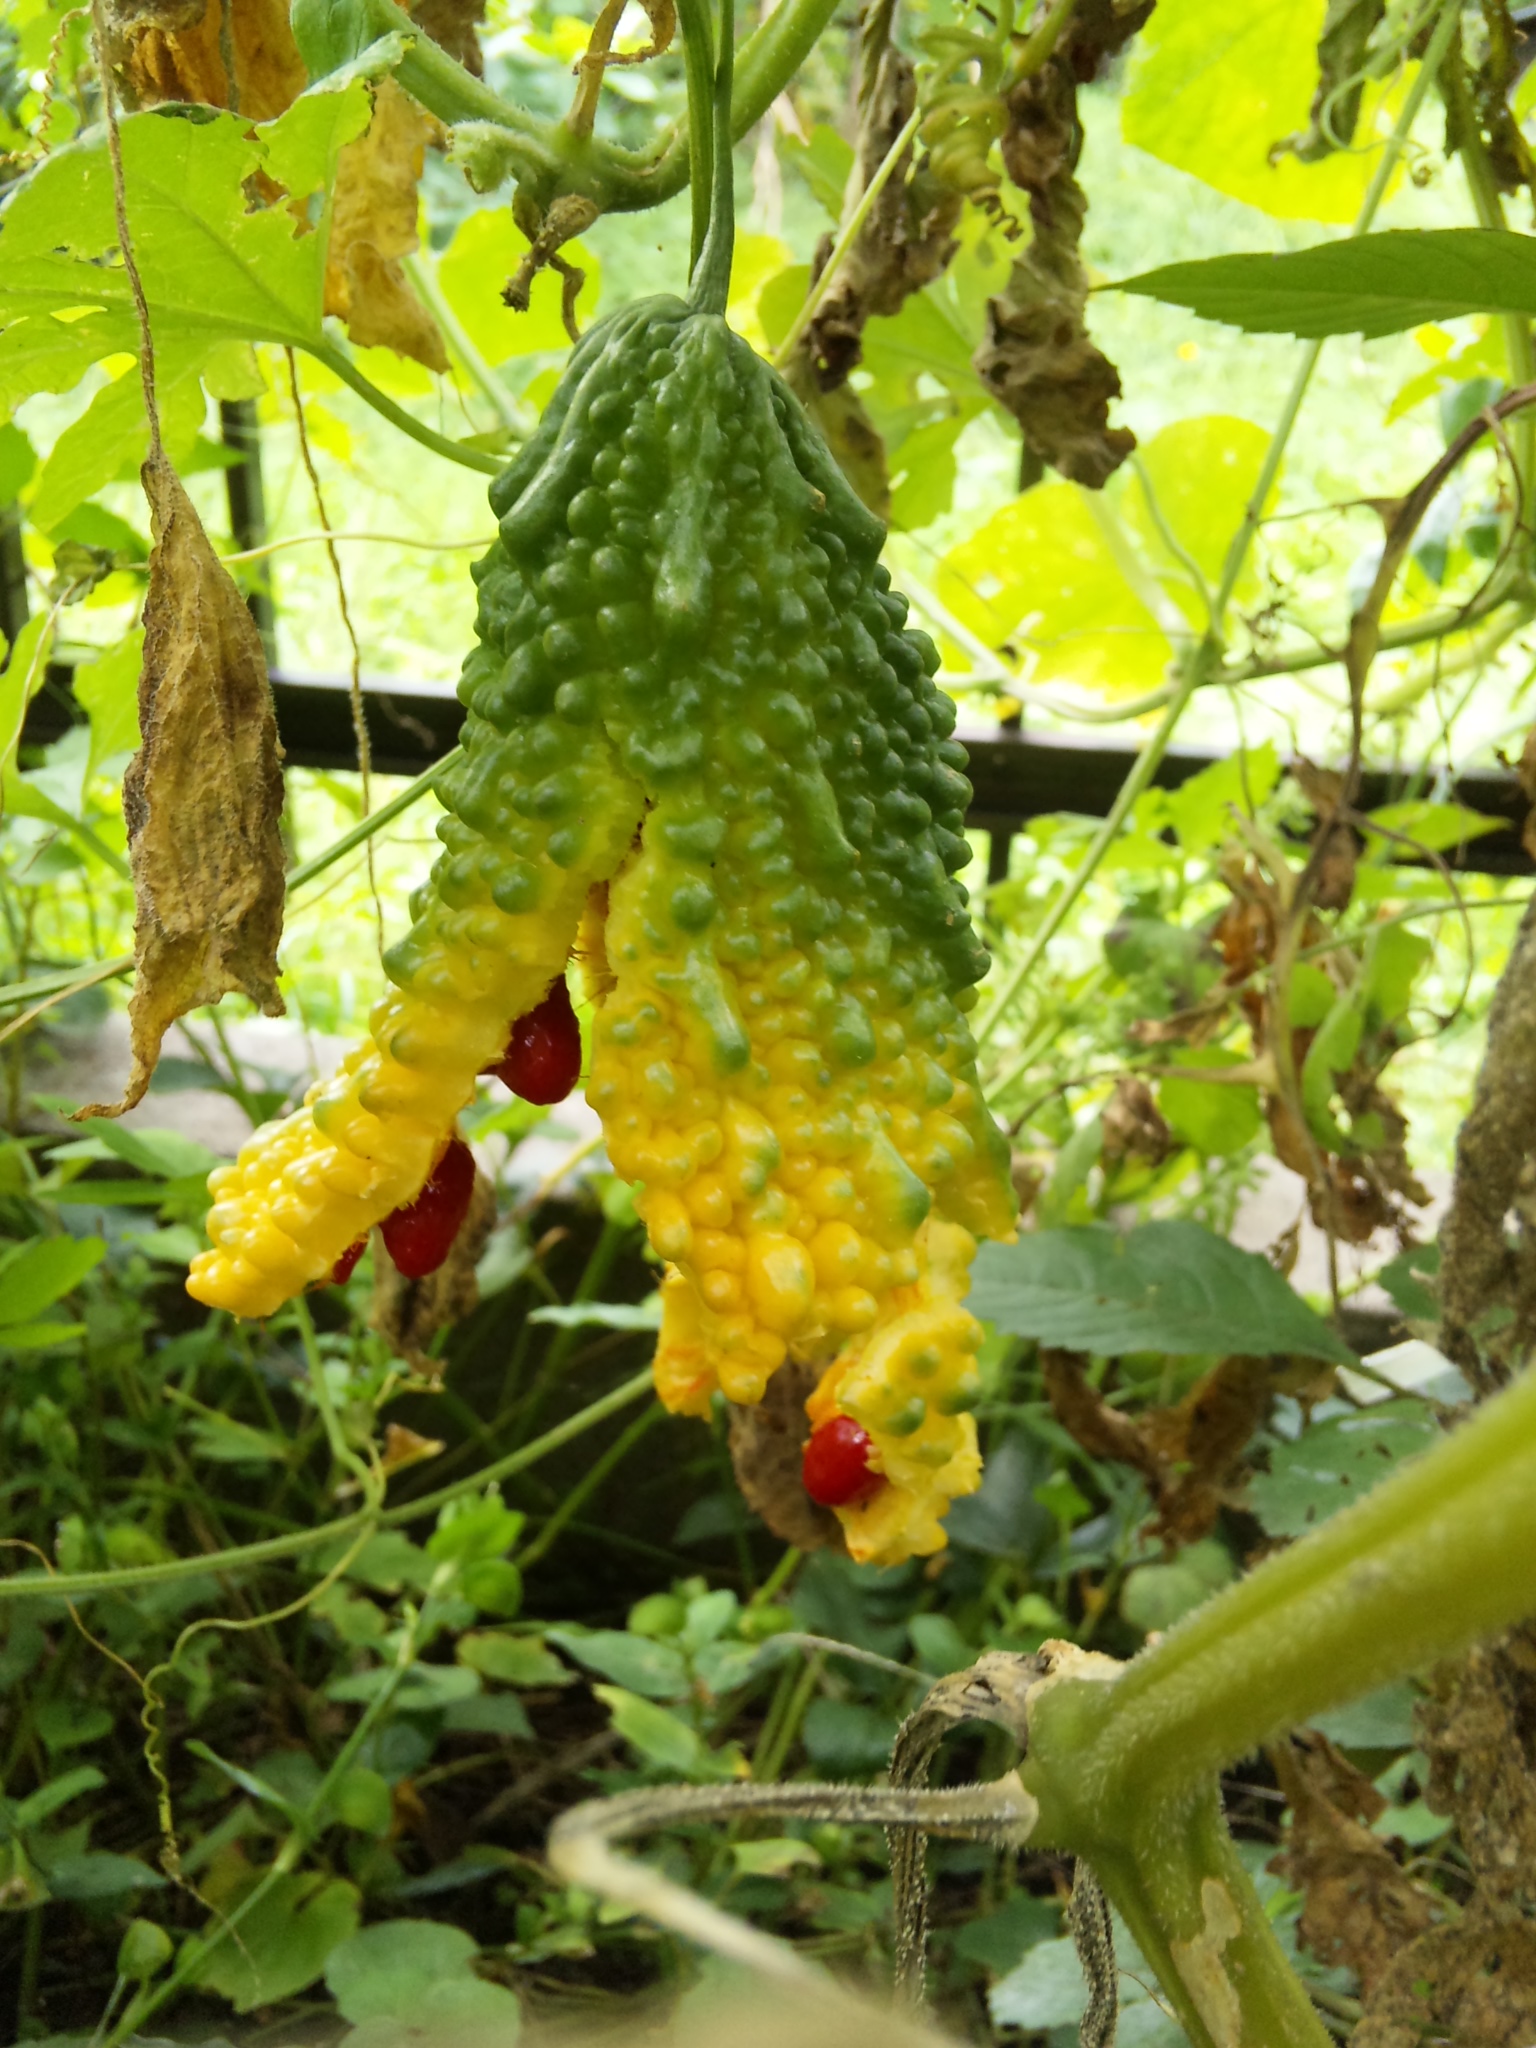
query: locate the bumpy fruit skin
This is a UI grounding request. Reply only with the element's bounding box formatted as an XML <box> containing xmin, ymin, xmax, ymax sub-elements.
<box><xmin>187</xmin><ymin>294</ymin><xmax>1015</xmax><ymax>1564</ymax></box>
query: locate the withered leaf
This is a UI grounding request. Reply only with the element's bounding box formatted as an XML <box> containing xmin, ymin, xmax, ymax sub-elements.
<box><xmin>326</xmin><ymin>78</ymin><xmax>449</xmax><ymax>372</ymax></box>
<box><xmin>973</xmin><ymin>0</ymin><xmax>1150</xmax><ymax>488</ymax></box>
<box><xmin>1042</xmin><ymin>1346</ymin><xmax>1282</xmax><ymax>1545</ymax></box>
<box><xmin>1354</xmin><ymin>1909</ymin><xmax>1536</xmax><ymax>2047</ymax></box>
<box><xmin>1269</xmin><ymin>1731</ymin><xmax>1438</xmax><ymax>1997</ymax></box>
<box><xmin>78</xmin><ymin>452</ymin><xmax>286</xmax><ymax>1120</ymax></box>
<box><xmin>1420</xmin><ymin>1625</ymin><xmax>1536</xmax><ymax>1900</ymax></box>
<box><xmin>407</xmin><ymin>0</ymin><xmax>487</xmax><ymax>76</ymax></box>
<box><xmin>729</xmin><ymin>1355</ymin><xmax>845</xmax><ymax>1554</ymax></box>
<box><xmin>794</xmin><ymin>41</ymin><xmax>961</xmax><ymax>393</ymax></box>
<box><xmin>371</xmin><ymin>1167</ymin><xmax>497</xmax><ymax>1374</ymax></box>
<box><xmin>107</xmin><ymin>0</ymin><xmax>307</xmax><ymax>119</ymax></box>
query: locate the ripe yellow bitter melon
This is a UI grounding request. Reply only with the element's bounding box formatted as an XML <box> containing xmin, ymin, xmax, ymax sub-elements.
<box><xmin>187</xmin><ymin>29</ymin><xmax>1016</xmax><ymax>1564</ymax></box>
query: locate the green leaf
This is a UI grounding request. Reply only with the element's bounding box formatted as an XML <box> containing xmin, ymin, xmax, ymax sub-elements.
<box><xmin>526</xmin><ymin>1299</ymin><xmax>662</xmax><ymax>1330</ymax></box>
<box><xmin>41</xmin><ymin>1850</ymin><xmax>165</xmax><ymax>1902</ymax></box>
<box><xmin>937</xmin><ymin>482</ymin><xmax>1171</xmax><ymax>693</ymax></box>
<box><xmin>0</xmin><ymin>1321</ymin><xmax>86</xmax><ymax>1352</ymax></box>
<box><xmin>325</xmin><ymin>1919</ymin><xmax>480</xmax><ymax>2023</ymax></box>
<box><xmin>1121</xmin><ymin>0</ymin><xmax>1406</xmax><ymax>224</ymax></box>
<box><xmin>545</xmin><ymin>1627</ymin><xmax>691</xmax><ymax>1700</ymax></box>
<box><xmin>968</xmin><ymin>1221</ymin><xmax>1356</xmax><ymax>1364</ymax></box>
<box><xmin>191</xmin><ymin>1870</ymin><xmax>361</xmax><ymax>2011</ymax></box>
<box><xmin>592</xmin><ymin>1684</ymin><xmax>721</xmax><ymax>1776</ymax></box>
<box><xmin>34</xmin><ymin>1701</ymin><xmax>113</xmax><ymax>1753</ymax></box>
<box><xmin>0</xmin><ymin>613</ymin><xmax>56</xmax><ymax>789</ymax></box>
<box><xmin>1115</xmin><ymin>230</ymin><xmax>1536</xmax><ymax>340</ymax></box>
<box><xmin>1247</xmin><ymin>1401</ymin><xmax>1438</xmax><ymax>1536</ymax></box>
<box><xmin>1362</xmin><ymin>922</ymin><xmax>1431</xmax><ymax>1028</ymax></box>
<box><xmin>1362</xmin><ymin>799</ymin><xmax>1505</xmax><ymax>857</ymax></box>
<box><xmin>1157</xmin><ymin>1058</ymin><xmax>1262</xmax><ymax>1158</ymax></box>
<box><xmin>435</xmin><ymin>209</ymin><xmax>600</xmax><ymax>364</ymax></box>
<box><xmin>29</xmin><ymin>342</ymin><xmax>206</xmax><ymax>532</ymax></box>
<box><xmin>58</xmin><ymin>1118</ymin><xmax>221</xmax><ymax>1180</ymax></box>
<box><xmin>1128</xmin><ymin>418</ymin><xmax>1277</xmax><ymax>608</ymax></box>
<box><xmin>11</xmin><ymin>1764</ymin><xmax>106</xmax><ymax>1832</ymax></box>
<box><xmin>426</xmin><ymin>1492</ymin><xmax>524</xmax><ymax>1565</ymax></box>
<box><xmin>457</xmin><ymin>1631</ymin><xmax>575</xmax><ymax>1687</ymax></box>
<box><xmin>326</xmin><ymin>1662</ymin><xmax>480</xmax><ymax>1709</ymax></box>
<box><xmin>730</xmin><ymin>1837</ymin><xmax>822</xmax><ymax>1877</ymax></box>
<box><xmin>1121</xmin><ymin>1538</ymin><xmax>1235</xmax><ymax>1634</ymax></box>
<box><xmin>331</xmin><ymin>1766</ymin><xmax>393</xmax><ymax>1837</ymax></box>
<box><xmin>440</xmin><ymin>1691</ymin><xmax>535</xmax><ymax>1739</ymax></box>
<box><xmin>71</xmin><ymin>630</ymin><xmax>144</xmax><ymax>769</ymax></box>
<box><xmin>2</xmin><ymin>95</ymin><xmax>369</xmax><ymax>348</ymax></box>
<box><xmin>781</xmin><ymin>125</ymin><xmax>854</xmax><ymax>220</ymax></box>
<box><xmin>0</xmin><ymin>1235</ymin><xmax>105</xmax><ymax>1325</ymax></box>
<box><xmin>0</xmin><ymin>422</ymin><xmax>35</xmax><ymax>500</ymax></box>
<box><xmin>1161</xmin><ymin>740</ymin><xmax>1283</xmax><ymax>854</ymax></box>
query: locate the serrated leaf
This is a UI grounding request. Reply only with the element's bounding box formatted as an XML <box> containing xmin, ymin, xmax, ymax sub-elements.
<box><xmin>1247</xmin><ymin>1401</ymin><xmax>1438</xmax><ymax>1536</ymax></box>
<box><xmin>968</xmin><ymin>1221</ymin><xmax>1356</xmax><ymax>1363</ymax></box>
<box><xmin>1</xmin><ymin>93</ymin><xmax>369</xmax><ymax>349</ymax></box>
<box><xmin>1115</xmin><ymin>230</ymin><xmax>1536</xmax><ymax>340</ymax></box>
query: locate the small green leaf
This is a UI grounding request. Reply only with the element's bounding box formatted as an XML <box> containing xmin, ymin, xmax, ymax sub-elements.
<box><xmin>591</xmin><ymin>1685</ymin><xmax>717</xmax><ymax>1775</ymax></box>
<box><xmin>12</xmin><ymin>1765</ymin><xmax>106</xmax><ymax>1832</ymax></box>
<box><xmin>72</xmin><ymin>630</ymin><xmax>144</xmax><ymax>768</ymax></box>
<box><xmin>1157</xmin><ymin>1059</ymin><xmax>1262</xmax><ymax>1158</ymax></box>
<box><xmin>457</xmin><ymin>1631</ymin><xmax>575</xmax><ymax>1687</ymax></box>
<box><xmin>1121</xmin><ymin>1539</ymin><xmax>1235</xmax><ymax>1634</ymax></box>
<box><xmin>730</xmin><ymin>1837</ymin><xmax>822</xmax><ymax>1877</ymax></box>
<box><xmin>0</xmin><ymin>1237</ymin><xmax>105</xmax><ymax>1325</ymax></box>
<box><xmin>331</xmin><ymin>1766</ymin><xmax>393</xmax><ymax>1837</ymax></box>
<box><xmin>191</xmin><ymin>1870</ymin><xmax>361</xmax><ymax>2011</ymax></box>
<box><xmin>545</xmin><ymin>1628</ymin><xmax>691</xmax><ymax>1701</ymax></box>
<box><xmin>969</xmin><ymin>1222</ymin><xmax>1355</xmax><ymax>1364</ymax></box>
<box><xmin>1248</xmin><ymin>1401</ymin><xmax>1439</xmax><ymax>1537</ymax></box>
<box><xmin>117</xmin><ymin>1917</ymin><xmax>174</xmax><ymax>1980</ymax></box>
<box><xmin>527</xmin><ymin>1299</ymin><xmax>662</xmax><ymax>1330</ymax></box>
<box><xmin>427</xmin><ymin>1493</ymin><xmax>524</xmax><ymax>1566</ymax></box>
<box><xmin>325</xmin><ymin>1919</ymin><xmax>480</xmax><ymax>2023</ymax></box>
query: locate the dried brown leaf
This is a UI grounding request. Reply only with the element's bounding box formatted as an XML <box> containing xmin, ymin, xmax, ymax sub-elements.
<box><xmin>796</xmin><ymin>41</ymin><xmax>961</xmax><ymax>392</ymax></box>
<box><xmin>1043</xmin><ymin>1348</ymin><xmax>1279</xmax><ymax>1545</ymax></box>
<box><xmin>1100</xmin><ymin>1075</ymin><xmax>1173</xmax><ymax>1168</ymax></box>
<box><xmin>408</xmin><ymin>0</ymin><xmax>487</xmax><ymax>76</ymax></box>
<box><xmin>109</xmin><ymin>0</ymin><xmax>307</xmax><ymax>118</ymax></box>
<box><xmin>1269</xmin><ymin>1731</ymin><xmax>1437</xmax><ymax>1996</ymax></box>
<box><xmin>77</xmin><ymin>453</ymin><xmax>285</xmax><ymax>1120</ymax></box>
<box><xmin>973</xmin><ymin>0</ymin><xmax>1150</xmax><ymax>488</ymax></box>
<box><xmin>325</xmin><ymin>78</ymin><xmax>449</xmax><ymax>371</ymax></box>
<box><xmin>371</xmin><ymin>1167</ymin><xmax>497</xmax><ymax>1374</ymax></box>
<box><xmin>1420</xmin><ymin>1625</ymin><xmax>1536</xmax><ymax>1899</ymax></box>
<box><xmin>729</xmin><ymin>1355</ymin><xmax>845</xmax><ymax>1554</ymax></box>
<box><xmin>1355</xmin><ymin>1910</ymin><xmax>1536</xmax><ymax>2048</ymax></box>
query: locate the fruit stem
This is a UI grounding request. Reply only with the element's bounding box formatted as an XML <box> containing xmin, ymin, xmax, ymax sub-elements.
<box><xmin>689</xmin><ymin>0</ymin><xmax>736</xmax><ymax>314</ymax></box>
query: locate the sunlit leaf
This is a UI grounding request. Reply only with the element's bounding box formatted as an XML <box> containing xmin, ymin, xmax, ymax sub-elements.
<box><xmin>937</xmin><ymin>483</ymin><xmax>1172</xmax><ymax>695</ymax></box>
<box><xmin>1121</xmin><ymin>0</ymin><xmax>1408</xmax><ymax>224</ymax></box>
<box><xmin>191</xmin><ymin>1869</ymin><xmax>361</xmax><ymax>2011</ymax></box>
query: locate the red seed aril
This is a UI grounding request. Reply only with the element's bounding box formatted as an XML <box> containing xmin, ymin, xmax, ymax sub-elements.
<box><xmin>802</xmin><ymin>1416</ymin><xmax>883</xmax><ymax>1508</ymax></box>
<box><xmin>380</xmin><ymin>1137</ymin><xmax>476</xmax><ymax>1279</ymax></box>
<box><xmin>486</xmin><ymin>977</ymin><xmax>582</xmax><ymax>1105</ymax></box>
<box><xmin>330</xmin><ymin>1237</ymin><xmax>367</xmax><ymax>1286</ymax></box>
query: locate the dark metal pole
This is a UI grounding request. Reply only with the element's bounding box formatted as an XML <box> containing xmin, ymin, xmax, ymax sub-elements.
<box><xmin>220</xmin><ymin>397</ymin><xmax>276</xmax><ymax>663</ymax></box>
<box><xmin>0</xmin><ymin>502</ymin><xmax>28</xmax><ymax>654</ymax></box>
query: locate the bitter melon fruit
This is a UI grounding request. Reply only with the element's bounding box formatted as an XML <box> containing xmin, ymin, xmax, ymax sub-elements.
<box><xmin>186</xmin><ymin>27</ymin><xmax>1016</xmax><ymax>1564</ymax></box>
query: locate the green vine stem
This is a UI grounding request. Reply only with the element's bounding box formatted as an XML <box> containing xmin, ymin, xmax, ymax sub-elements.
<box><xmin>972</xmin><ymin>0</ymin><xmax>1460</xmax><ymax>1051</ymax></box>
<box><xmin>307</xmin><ymin>334</ymin><xmax>504</xmax><ymax>473</ymax></box>
<box><xmin>328</xmin><ymin>0</ymin><xmax>838</xmax><ymax>214</ymax></box>
<box><xmin>0</xmin><ymin>1366</ymin><xmax>654</xmax><ymax>1603</ymax></box>
<box><xmin>1023</xmin><ymin>1354</ymin><xmax>1536</xmax><ymax>2045</ymax></box>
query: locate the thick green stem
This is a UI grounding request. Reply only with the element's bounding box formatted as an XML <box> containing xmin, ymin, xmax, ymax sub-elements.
<box><xmin>1019</xmin><ymin>1350</ymin><xmax>1536</xmax><ymax>2042</ymax></box>
<box><xmin>332</xmin><ymin>0</ymin><xmax>838</xmax><ymax>213</ymax></box>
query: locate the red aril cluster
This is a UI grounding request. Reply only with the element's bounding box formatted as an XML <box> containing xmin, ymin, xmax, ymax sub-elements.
<box><xmin>486</xmin><ymin>978</ymin><xmax>581</xmax><ymax>1105</ymax></box>
<box><xmin>802</xmin><ymin>1416</ymin><xmax>884</xmax><ymax>1507</ymax></box>
<box><xmin>379</xmin><ymin>1137</ymin><xmax>477</xmax><ymax>1279</ymax></box>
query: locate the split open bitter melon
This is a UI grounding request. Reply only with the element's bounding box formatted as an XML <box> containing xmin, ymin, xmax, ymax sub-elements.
<box><xmin>186</xmin><ymin>29</ymin><xmax>1017</xmax><ymax>1565</ymax></box>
